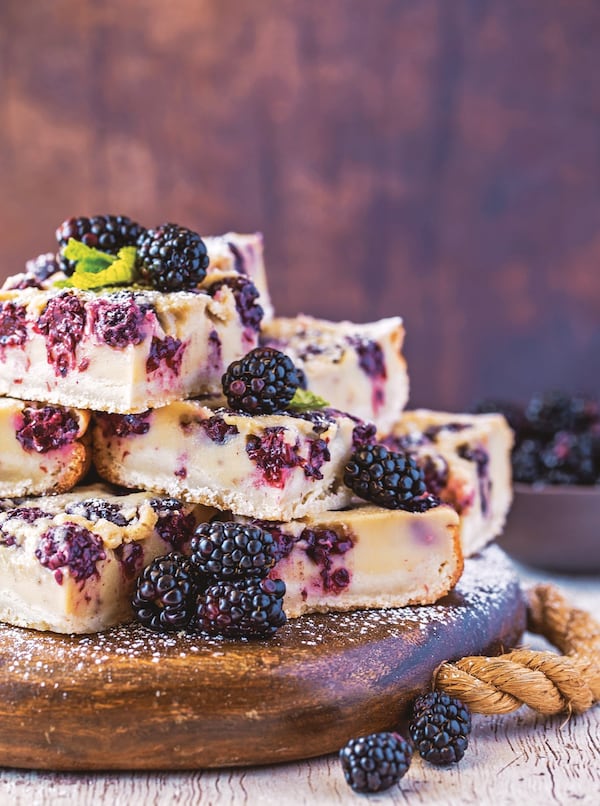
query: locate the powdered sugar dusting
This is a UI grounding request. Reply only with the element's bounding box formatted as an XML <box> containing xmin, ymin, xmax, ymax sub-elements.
<box><xmin>0</xmin><ymin>546</ymin><xmax>522</xmax><ymax>678</ymax></box>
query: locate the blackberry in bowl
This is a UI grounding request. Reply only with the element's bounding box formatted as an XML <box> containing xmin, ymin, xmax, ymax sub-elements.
<box><xmin>473</xmin><ymin>391</ymin><xmax>600</xmax><ymax>572</ymax></box>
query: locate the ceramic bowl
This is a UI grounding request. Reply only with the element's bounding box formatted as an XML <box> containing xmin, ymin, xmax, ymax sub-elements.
<box><xmin>499</xmin><ymin>482</ymin><xmax>600</xmax><ymax>573</ymax></box>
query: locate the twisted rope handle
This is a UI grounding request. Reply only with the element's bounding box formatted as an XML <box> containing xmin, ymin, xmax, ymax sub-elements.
<box><xmin>434</xmin><ymin>584</ymin><xmax>600</xmax><ymax>715</ymax></box>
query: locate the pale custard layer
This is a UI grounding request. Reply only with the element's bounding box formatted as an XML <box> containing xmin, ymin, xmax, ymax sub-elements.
<box><xmin>261</xmin><ymin>314</ymin><xmax>409</xmax><ymax>434</ymax></box>
<box><xmin>92</xmin><ymin>403</ymin><xmax>361</xmax><ymax>520</ymax></box>
<box><xmin>237</xmin><ymin>503</ymin><xmax>463</xmax><ymax>618</ymax></box>
<box><xmin>0</xmin><ymin>485</ymin><xmax>213</xmax><ymax>633</ymax></box>
<box><xmin>0</xmin><ymin>397</ymin><xmax>90</xmax><ymax>497</ymax></box>
<box><xmin>385</xmin><ymin>409</ymin><xmax>514</xmax><ymax>557</ymax></box>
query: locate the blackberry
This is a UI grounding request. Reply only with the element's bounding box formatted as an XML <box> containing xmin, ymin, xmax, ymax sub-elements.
<box><xmin>245</xmin><ymin>426</ymin><xmax>303</xmax><ymax>483</ymax></box>
<box><xmin>344</xmin><ymin>444</ymin><xmax>427</xmax><ymax>509</ymax></box>
<box><xmin>197</xmin><ymin>414</ymin><xmax>239</xmax><ymax>444</ymax></box>
<box><xmin>347</xmin><ymin>337</ymin><xmax>386</xmax><ymax>380</ymax></box>
<box><xmin>524</xmin><ymin>390</ymin><xmax>585</xmax><ymax>437</ymax></box>
<box><xmin>190</xmin><ymin>521</ymin><xmax>277</xmax><ymax>579</ymax></box>
<box><xmin>149</xmin><ymin>498</ymin><xmax>197</xmax><ymax>553</ymax></box>
<box><xmin>511</xmin><ymin>438</ymin><xmax>543</xmax><ymax>483</ymax></box>
<box><xmin>569</xmin><ymin>395</ymin><xmax>600</xmax><ymax>432</ymax></box>
<box><xmin>15</xmin><ymin>405</ymin><xmax>81</xmax><ymax>453</ymax></box>
<box><xmin>90</xmin><ymin>293</ymin><xmax>149</xmax><ymax>348</ymax></box>
<box><xmin>35</xmin><ymin>523</ymin><xmax>106</xmax><ymax>585</ymax></box>
<box><xmin>56</xmin><ymin>215</ymin><xmax>145</xmax><ymax>275</ymax></box>
<box><xmin>136</xmin><ymin>223</ymin><xmax>209</xmax><ymax>291</ymax></box>
<box><xmin>222</xmin><ymin>347</ymin><xmax>300</xmax><ymax>414</ymax></box>
<box><xmin>339</xmin><ymin>731</ymin><xmax>412</xmax><ymax>794</ymax></box>
<box><xmin>420</xmin><ymin>453</ymin><xmax>449</xmax><ymax>496</ymax></box>
<box><xmin>540</xmin><ymin>431</ymin><xmax>597</xmax><ymax>485</ymax></box>
<box><xmin>409</xmin><ymin>691</ymin><xmax>472</xmax><ymax>766</ymax></box>
<box><xmin>132</xmin><ymin>552</ymin><xmax>198</xmax><ymax>632</ymax></box>
<box><xmin>194</xmin><ymin>576</ymin><xmax>286</xmax><ymax>639</ymax></box>
<box><xmin>352</xmin><ymin>421</ymin><xmax>378</xmax><ymax>449</ymax></box>
<box><xmin>35</xmin><ymin>292</ymin><xmax>87</xmax><ymax>377</ymax></box>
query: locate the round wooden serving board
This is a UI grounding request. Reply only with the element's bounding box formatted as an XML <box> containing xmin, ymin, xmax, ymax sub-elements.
<box><xmin>0</xmin><ymin>545</ymin><xmax>525</xmax><ymax>771</ymax></box>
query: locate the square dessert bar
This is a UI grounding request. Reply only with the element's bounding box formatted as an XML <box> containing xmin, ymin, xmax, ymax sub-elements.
<box><xmin>0</xmin><ymin>231</ymin><xmax>271</xmax><ymax>414</ymax></box>
<box><xmin>0</xmin><ymin>485</ymin><xmax>212</xmax><ymax>633</ymax></box>
<box><xmin>261</xmin><ymin>314</ymin><xmax>409</xmax><ymax>435</ymax></box>
<box><xmin>92</xmin><ymin>403</ymin><xmax>362</xmax><ymax>520</ymax></box>
<box><xmin>384</xmin><ymin>409</ymin><xmax>514</xmax><ymax>556</ymax></box>
<box><xmin>0</xmin><ymin>283</ymin><xmax>259</xmax><ymax>414</ymax></box>
<box><xmin>204</xmin><ymin>232</ymin><xmax>273</xmax><ymax>321</ymax></box>
<box><xmin>240</xmin><ymin>503</ymin><xmax>462</xmax><ymax>618</ymax></box>
<box><xmin>5</xmin><ymin>231</ymin><xmax>273</xmax><ymax>323</ymax></box>
<box><xmin>0</xmin><ymin>397</ymin><xmax>90</xmax><ymax>497</ymax></box>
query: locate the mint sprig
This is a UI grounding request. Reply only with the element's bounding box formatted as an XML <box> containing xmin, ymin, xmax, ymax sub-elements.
<box><xmin>289</xmin><ymin>388</ymin><xmax>329</xmax><ymax>411</ymax></box>
<box><xmin>55</xmin><ymin>240</ymin><xmax>138</xmax><ymax>290</ymax></box>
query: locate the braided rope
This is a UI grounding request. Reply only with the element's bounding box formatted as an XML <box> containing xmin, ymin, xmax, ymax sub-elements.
<box><xmin>434</xmin><ymin>584</ymin><xmax>600</xmax><ymax>715</ymax></box>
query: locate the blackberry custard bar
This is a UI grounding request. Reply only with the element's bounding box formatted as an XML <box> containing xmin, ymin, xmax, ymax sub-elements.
<box><xmin>261</xmin><ymin>313</ymin><xmax>410</xmax><ymax>435</ymax></box>
<box><xmin>0</xmin><ymin>228</ymin><xmax>271</xmax><ymax>413</ymax></box>
<box><xmin>0</xmin><ymin>485</ymin><xmax>209</xmax><ymax>633</ymax></box>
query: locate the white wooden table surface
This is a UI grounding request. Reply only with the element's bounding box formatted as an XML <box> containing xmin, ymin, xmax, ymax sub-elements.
<box><xmin>1</xmin><ymin>562</ymin><xmax>598</xmax><ymax>806</ymax></box>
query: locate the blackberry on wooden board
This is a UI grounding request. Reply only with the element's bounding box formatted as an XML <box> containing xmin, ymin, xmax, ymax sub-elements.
<box><xmin>132</xmin><ymin>552</ymin><xmax>198</xmax><ymax>632</ymax></box>
<box><xmin>194</xmin><ymin>576</ymin><xmax>286</xmax><ymax>639</ymax></box>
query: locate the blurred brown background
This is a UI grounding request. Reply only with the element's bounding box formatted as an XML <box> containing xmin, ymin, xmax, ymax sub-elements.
<box><xmin>1</xmin><ymin>0</ymin><xmax>599</xmax><ymax>411</ymax></box>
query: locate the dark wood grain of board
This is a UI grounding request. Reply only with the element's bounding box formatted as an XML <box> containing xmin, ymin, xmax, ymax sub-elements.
<box><xmin>0</xmin><ymin>546</ymin><xmax>525</xmax><ymax>770</ymax></box>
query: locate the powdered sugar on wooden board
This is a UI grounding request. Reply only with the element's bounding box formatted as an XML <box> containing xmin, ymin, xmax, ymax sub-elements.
<box><xmin>0</xmin><ymin>544</ymin><xmax>520</xmax><ymax>671</ymax></box>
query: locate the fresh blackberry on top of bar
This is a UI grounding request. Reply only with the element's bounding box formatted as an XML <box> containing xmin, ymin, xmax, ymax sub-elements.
<box><xmin>132</xmin><ymin>552</ymin><xmax>199</xmax><ymax>632</ymax></box>
<box><xmin>190</xmin><ymin>521</ymin><xmax>277</xmax><ymax>579</ymax></box>
<box><xmin>194</xmin><ymin>576</ymin><xmax>286</xmax><ymax>639</ymax></box>
<box><xmin>339</xmin><ymin>731</ymin><xmax>412</xmax><ymax>793</ymax></box>
<box><xmin>136</xmin><ymin>223</ymin><xmax>209</xmax><ymax>291</ymax></box>
<box><xmin>222</xmin><ymin>347</ymin><xmax>301</xmax><ymax>414</ymax></box>
<box><xmin>409</xmin><ymin>690</ymin><xmax>472</xmax><ymax>765</ymax></box>
<box><xmin>344</xmin><ymin>444</ymin><xmax>428</xmax><ymax>510</ymax></box>
<box><xmin>56</xmin><ymin>214</ymin><xmax>145</xmax><ymax>275</ymax></box>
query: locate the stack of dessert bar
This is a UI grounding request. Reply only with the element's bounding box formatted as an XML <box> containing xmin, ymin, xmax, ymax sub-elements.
<box><xmin>0</xmin><ymin>224</ymin><xmax>513</xmax><ymax>634</ymax></box>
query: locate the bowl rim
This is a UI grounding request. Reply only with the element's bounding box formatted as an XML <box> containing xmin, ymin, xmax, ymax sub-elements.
<box><xmin>513</xmin><ymin>481</ymin><xmax>600</xmax><ymax>497</ymax></box>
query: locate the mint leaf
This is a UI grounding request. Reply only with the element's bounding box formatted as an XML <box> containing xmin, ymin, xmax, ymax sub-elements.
<box><xmin>289</xmin><ymin>388</ymin><xmax>329</xmax><ymax>411</ymax></box>
<box><xmin>104</xmin><ymin>245</ymin><xmax>137</xmax><ymax>282</ymax></box>
<box><xmin>57</xmin><ymin>241</ymin><xmax>138</xmax><ymax>290</ymax></box>
<box><xmin>63</xmin><ymin>239</ymin><xmax>115</xmax><ymax>270</ymax></box>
